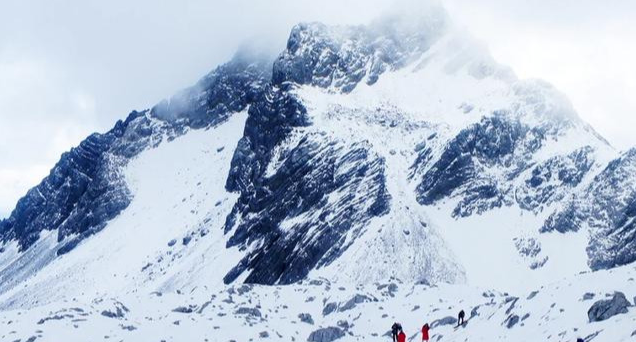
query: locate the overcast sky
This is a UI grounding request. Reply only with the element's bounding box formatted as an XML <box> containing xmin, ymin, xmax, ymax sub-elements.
<box><xmin>1</xmin><ymin>0</ymin><xmax>635</xmax><ymax>218</ymax></box>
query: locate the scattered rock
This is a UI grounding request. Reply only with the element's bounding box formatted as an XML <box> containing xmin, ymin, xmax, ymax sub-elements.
<box><xmin>470</xmin><ymin>306</ymin><xmax>480</xmax><ymax>318</ymax></box>
<box><xmin>235</xmin><ymin>307</ymin><xmax>262</xmax><ymax>318</ymax></box>
<box><xmin>172</xmin><ymin>305</ymin><xmax>196</xmax><ymax>314</ymax></box>
<box><xmin>336</xmin><ymin>320</ymin><xmax>350</xmax><ymax>330</ymax></box>
<box><xmin>37</xmin><ymin>314</ymin><xmax>73</xmax><ymax>325</ymax></box>
<box><xmin>527</xmin><ymin>291</ymin><xmax>539</xmax><ymax>300</ymax></box>
<box><xmin>167</xmin><ymin>239</ymin><xmax>177</xmax><ymax>247</ymax></box>
<box><xmin>236</xmin><ymin>284</ymin><xmax>252</xmax><ymax>295</ymax></box>
<box><xmin>100</xmin><ymin>301</ymin><xmax>129</xmax><ymax>319</ymax></box>
<box><xmin>339</xmin><ymin>294</ymin><xmax>370</xmax><ymax>312</ymax></box>
<box><xmin>182</xmin><ymin>236</ymin><xmax>192</xmax><ymax>245</ymax></box>
<box><xmin>582</xmin><ymin>293</ymin><xmax>595</xmax><ymax>301</ymax></box>
<box><xmin>259</xmin><ymin>331</ymin><xmax>269</xmax><ymax>338</ymax></box>
<box><xmin>505</xmin><ymin>315</ymin><xmax>519</xmax><ymax>328</ymax></box>
<box><xmin>431</xmin><ymin>316</ymin><xmax>456</xmax><ymax>328</ymax></box>
<box><xmin>505</xmin><ymin>297</ymin><xmax>519</xmax><ymax>315</ymax></box>
<box><xmin>298</xmin><ymin>313</ymin><xmax>314</xmax><ymax>325</ymax></box>
<box><xmin>307</xmin><ymin>327</ymin><xmax>345</xmax><ymax>342</ymax></box>
<box><xmin>587</xmin><ymin>291</ymin><xmax>631</xmax><ymax>322</ymax></box>
<box><xmin>323</xmin><ymin>302</ymin><xmax>338</xmax><ymax>316</ymax></box>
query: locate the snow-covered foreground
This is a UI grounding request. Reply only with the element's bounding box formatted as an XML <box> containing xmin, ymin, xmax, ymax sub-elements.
<box><xmin>1</xmin><ymin>264</ymin><xmax>635</xmax><ymax>342</ymax></box>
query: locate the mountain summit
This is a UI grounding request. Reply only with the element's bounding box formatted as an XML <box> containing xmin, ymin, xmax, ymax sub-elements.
<box><xmin>0</xmin><ymin>8</ymin><xmax>635</xmax><ymax>342</ymax></box>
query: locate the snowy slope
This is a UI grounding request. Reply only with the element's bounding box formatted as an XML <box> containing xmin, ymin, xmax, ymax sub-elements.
<box><xmin>1</xmin><ymin>264</ymin><xmax>635</xmax><ymax>342</ymax></box>
<box><xmin>0</xmin><ymin>111</ymin><xmax>249</xmax><ymax>309</ymax></box>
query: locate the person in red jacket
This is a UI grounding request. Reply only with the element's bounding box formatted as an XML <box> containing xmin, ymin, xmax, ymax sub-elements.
<box><xmin>421</xmin><ymin>323</ymin><xmax>430</xmax><ymax>341</ymax></box>
<box><xmin>397</xmin><ymin>327</ymin><xmax>406</xmax><ymax>342</ymax></box>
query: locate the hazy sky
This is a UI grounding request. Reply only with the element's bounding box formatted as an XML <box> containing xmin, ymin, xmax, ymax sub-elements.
<box><xmin>1</xmin><ymin>0</ymin><xmax>635</xmax><ymax>217</ymax></box>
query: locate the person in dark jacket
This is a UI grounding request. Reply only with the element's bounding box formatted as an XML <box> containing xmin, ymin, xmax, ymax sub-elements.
<box><xmin>391</xmin><ymin>322</ymin><xmax>399</xmax><ymax>342</ymax></box>
<box><xmin>457</xmin><ymin>309</ymin><xmax>465</xmax><ymax>326</ymax></box>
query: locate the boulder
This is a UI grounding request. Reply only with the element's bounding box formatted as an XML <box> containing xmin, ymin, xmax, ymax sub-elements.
<box><xmin>298</xmin><ymin>313</ymin><xmax>314</xmax><ymax>325</ymax></box>
<box><xmin>339</xmin><ymin>294</ymin><xmax>370</xmax><ymax>312</ymax></box>
<box><xmin>505</xmin><ymin>314</ymin><xmax>519</xmax><ymax>328</ymax></box>
<box><xmin>307</xmin><ymin>327</ymin><xmax>345</xmax><ymax>342</ymax></box>
<box><xmin>587</xmin><ymin>291</ymin><xmax>631</xmax><ymax>322</ymax></box>
<box><xmin>431</xmin><ymin>316</ymin><xmax>456</xmax><ymax>328</ymax></box>
<box><xmin>322</xmin><ymin>302</ymin><xmax>337</xmax><ymax>316</ymax></box>
<box><xmin>582</xmin><ymin>292</ymin><xmax>595</xmax><ymax>301</ymax></box>
<box><xmin>235</xmin><ymin>307</ymin><xmax>262</xmax><ymax>318</ymax></box>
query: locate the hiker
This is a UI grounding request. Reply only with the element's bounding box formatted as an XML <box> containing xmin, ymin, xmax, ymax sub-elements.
<box><xmin>397</xmin><ymin>327</ymin><xmax>406</xmax><ymax>342</ymax></box>
<box><xmin>421</xmin><ymin>323</ymin><xmax>430</xmax><ymax>341</ymax></box>
<box><xmin>457</xmin><ymin>309</ymin><xmax>465</xmax><ymax>326</ymax></box>
<box><xmin>391</xmin><ymin>322</ymin><xmax>399</xmax><ymax>342</ymax></box>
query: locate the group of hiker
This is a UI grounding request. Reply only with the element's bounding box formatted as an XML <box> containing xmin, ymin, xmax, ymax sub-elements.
<box><xmin>391</xmin><ymin>309</ymin><xmax>586</xmax><ymax>342</ymax></box>
<box><xmin>391</xmin><ymin>310</ymin><xmax>466</xmax><ymax>342</ymax></box>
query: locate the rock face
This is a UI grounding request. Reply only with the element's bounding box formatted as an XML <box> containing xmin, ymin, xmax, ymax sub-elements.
<box><xmin>0</xmin><ymin>51</ymin><xmax>272</xmax><ymax>257</ymax></box>
<box><xmin>543</xmin><ymin>149</ymin><xmax>636</xmax><ymax>269</ymax></box>
<box><xmin>587</xmin><ymin>292</ymin><xmax>631</xmax><ymax>322</ymax></box>
<box><xmin>307</xmin><ymin>327</ymin><xmax>345</xmax><ymax>342</ymax></box>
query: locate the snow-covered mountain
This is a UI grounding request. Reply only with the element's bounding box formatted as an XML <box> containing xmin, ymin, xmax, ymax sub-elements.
<box><xmin>1</xmin><ymin>6</ymin><xmax>635</xmax><ymax>342</ymax></box>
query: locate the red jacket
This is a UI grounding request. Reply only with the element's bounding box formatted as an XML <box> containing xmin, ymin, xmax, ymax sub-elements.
<box><xmin>422</xmin><ymin>325</ymin><xmax>430</xmax><ymax>340</ymax></box>
<box><xmin>398</xmin><ymin>331</ymin><xmax>406</xmax><ymax>342</ymax></box>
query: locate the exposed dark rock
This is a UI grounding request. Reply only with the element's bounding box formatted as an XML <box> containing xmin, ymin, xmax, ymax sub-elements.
<box><xmin>323</xmin><ymin>302</ymin><xmax>338</xmax><ymax>316</ymax></box>
<box><xmin>172</xmin><ymin>305</ymin><xmax>196</xmax><ymax>314</ymax></box>
<box><xmin>235</xmin><ymin>307</ymin><xmax>262</xmax><ymax>318</ymax></box>
<box><xmin>339</xmin><ymin>294</ymin><xmax>371</xmax><ymax>312</ymax></box>
<box><xmin>431</xmin><ymin>316</ymin><xmax>456</xmax><ymax>328</ymax></box>
<box><xmin>307</xmin><ymin>327</ymin><xmax>345</xmax><ymax>342</ymax></box>
<box><xmin>505</xmin><ymin>315</ymin><xmax>519</xmax><ymax>328</ymax></box>
<box><xmin>587</xmin><ymin>291</ymin><xmax>631</xmax><ymax>322</ymax></box>
<box><xmin>37</xmin><ymin>314</ymin><xmax>74</xmax><ymax>325</ymax></box>
<box><xmin>336</xmin><ymin>320</ymin><xmax>350</xmax><ymax>330</ymax></box>
<box><xmin>527</xmin><ymin>291</ymin><xmax>539</xmax><ymax>300</ymax></box>
<box><xmin>298</xmin><ymin>313</ymin><xmax>314</xmax><ymax>325</ymax></box>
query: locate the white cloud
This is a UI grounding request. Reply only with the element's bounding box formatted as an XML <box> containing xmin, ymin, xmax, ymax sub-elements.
<box><xmin>443</xmin><ymin>0</ymin><xmax>636</xmax><ymax>149</ymax></box>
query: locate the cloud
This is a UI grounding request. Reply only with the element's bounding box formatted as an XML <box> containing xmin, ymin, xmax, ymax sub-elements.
<box><xmin>442</xmin><ymin>0</ymin><xmax>636</xmax><ymax>149</ymax></box>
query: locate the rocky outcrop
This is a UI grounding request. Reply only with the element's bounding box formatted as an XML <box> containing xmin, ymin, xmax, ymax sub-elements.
<box><xmin>587</xmin><ymin>292</ymin><xmax>631</xmax><ymax>322</ymax></box>
<box><xmin>307</xmin><ymin>327</ymin><xmax>345</xmax><ymax>342</ymax></box>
